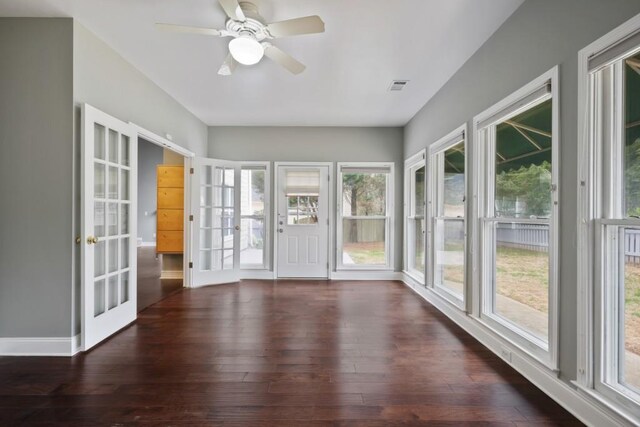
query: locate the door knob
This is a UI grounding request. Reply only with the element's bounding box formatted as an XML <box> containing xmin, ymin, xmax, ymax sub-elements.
<box><xmin>234</xmin><ymin>225</ymin><xmax>240</xmax><ymax>231</ymax></box>
<box><xmin>87</xmin><ymin>236</ymin><xmax>99</xmax><ymax>244</ymax></box>
<box><xmin>278</xmin><ymin>228</ymin><xmax>283</xmax><ymax>233</ymax></box>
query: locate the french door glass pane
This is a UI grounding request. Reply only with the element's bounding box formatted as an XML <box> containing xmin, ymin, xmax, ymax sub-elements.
<box><xmin>121</xmin><ymin>238</ymin><xmax>129</xmax><ymax>269</ymax></box>
<box><xmin>434</xmin><ymin>219</ymin><xmax>464</xmax><ymax>296</ymax></box>
<box><xmin>108</xmin><ymin>239</ymin><xmax>118</xmax><ymax>273</ymax></box>
<box><xmin>241</xmin><ymin>218</ymin><xmax>264</xmax><ymax>265</ymax></box>
<box><xmin>493</xmin><ymin>221</ymin><xmax>549</xmax><ymax>341</ymax></box>
<box><xmin>120</xmin><ymin>135</ymin><xmax>130</xmax><ymax>166</ymax></box>
<box><xmin>108</xmin><ymin>166</ymin><xmax>118</xmax><ymax>200</ymax></box>
<box><xmin>107</xmin><ymin>203</ymin><xmax>118</xmax><ymax>236</ymax></box>
<box><xmin>414</xmin><ymin>166</ymin><xmax>425</xmax><ymax>217</ymax></box>
<box><xmin>342</xmin><ymin>218</ymin><xmax>386</xmax><ymax>265</ymax></box>
<box><xmin>94</xmin><ymin>202</ymin><xmax>105</xmax><ymax>237</ymax></box>
<box><xmin>120</xmin><ymin>204</ymin><xmax>129</xmax><ymax>234</ymax></box>
<box><xmin>108</xmin><ymin>130</ymin><xmax>118</xmax><ymax>163</ymax></box>
<box><xmin>620</xmin><ymin>227</ymin><xmax>640</xmax><ymax>391</ymax></box>
<box><xmin>108</xmin><ymin>275</ymin><xmax>118</xmax><ymax>310</ymax></box>
<box><xmin>443</xmin><ymin>143</ymin><xmax>465</xmax><ymax>217</ymax></box>
<box><xmin>94</xmin><ymin>163</ymin><xmax>105</xmax><ymax>199</ymax></box>
<box><xmin>94</xmin><ymin>279</ymin><xmax>105</xmax><ymax>316</ymax></box>
<box><xmin>94</xmin><ymin>240</ymin><xmax>105</xmax><ymax>277</ymax></box>
<box><xmin>120</xmin><ymin>271</ymin><xmax>129</xmax><ymax>303</ymax></box>
<box><xmin>121</xmin><ymin>169</ymin><xmax>129</xmax><ymax>201</ymax></box>
<box><xmin>494</xmin><ymin>99</ymin><xmax>552</xmax><ymax>219</ymax></box>
<box><xmin>94</xmin><ymin>124</ymin><xmax>106</xmax><ymax>160</ymax></box>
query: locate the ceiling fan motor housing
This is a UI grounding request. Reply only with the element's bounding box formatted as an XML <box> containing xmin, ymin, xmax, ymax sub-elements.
<box><xmin>226</xmin><ymin>2</ymin><xmax>271</xmax><ymax>41</ymax></box>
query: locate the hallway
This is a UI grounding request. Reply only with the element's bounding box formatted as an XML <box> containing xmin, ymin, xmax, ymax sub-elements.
<box><xmin>0</xmin><ymin>280</ymin><xmax>581</xmax><ymax>425</ymax></box>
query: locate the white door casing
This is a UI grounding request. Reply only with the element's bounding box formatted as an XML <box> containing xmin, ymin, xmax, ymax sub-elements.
<box><xmin>276</xmin><ymin>165</ymin><xmax>329</xmax><ymax>278</ymax></box>
<box><xmin>191</xmin><ymin>157</ymin><xmax>241</xmax><ymax>286</ymax></box>
<box><xmin>81</xmin><ymin>104</ymin><xmax>138</xmax><ymax>351</ymax></box>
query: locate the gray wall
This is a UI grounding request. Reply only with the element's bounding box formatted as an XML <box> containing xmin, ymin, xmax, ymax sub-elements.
<box><xmin>404</xmin><ymin>0</ymin><xmax>640</xmax><ymax>384</ymax></box>
<box><xmin>0</xmin><ymin>18</ymin><xmax>74</xmax><ymax>337</ymax></box>
<box><xmin>209</xmin><ymin>126</ymin><xmax>405</xmax><ymax>271</ymax></box>
<box><xmin>137</xmin><ymin>138</ymin><xmax>164</xmax><ymax>243</ymax></box>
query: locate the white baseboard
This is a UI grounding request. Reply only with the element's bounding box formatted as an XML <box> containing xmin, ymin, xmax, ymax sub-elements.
<box><xmin>138</xmin><ymin>241</ymin><xmax>156</xmax><ymax>247</ymax></box>
<box><xmin>240</xmin><ymin>270</ymin><xmax>276</xmax><ymax>280</ymax></box>
<box><xmin>401</xmin><ymin>274</ymin><xmax>630</xmax><ymax>427</ymax></box>
<box><xmin>0</xmin><ymin>334</ymin><xmax>81</xmax><ymax>356</ymax></box>
<box><xmin>330</xmin><ymin>271</ymin><xmax>403</xmax><ymax>281</ymax></box>
<box><xmin>160</xmin><ymin>270</ymin><xmax>183</xmax><ymax>279</ymax></box>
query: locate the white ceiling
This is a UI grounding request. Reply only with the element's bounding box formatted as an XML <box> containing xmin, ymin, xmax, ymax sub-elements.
<box><xmin>0</xmin><ymin>0</ymin><xmax>523</xmax><ymax>127</ymax></box>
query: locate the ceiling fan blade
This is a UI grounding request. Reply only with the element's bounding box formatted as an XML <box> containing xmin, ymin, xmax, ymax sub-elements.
<box><xmin>263</xmin><ymin>44</ymin><xmax>306</xmax><ymax>75</ymax></box>
<box><xmin>155</xmin><ymin>23</ymin><xmax>222</xmax><ymax>37</ymax></box>
<box><xmin>218</xmin><ymin>0</ymin><xmax>246</xmax><ymax>22</ymax></box>
<box><xmin>266</xmin><ymin>15</ymin><xmax>325</xmax><ymax>38</ymax></box>
<box><xmin>218</xmin><ymin>53</ymin><xmax>238</xmax><ymax>76</ymax></box>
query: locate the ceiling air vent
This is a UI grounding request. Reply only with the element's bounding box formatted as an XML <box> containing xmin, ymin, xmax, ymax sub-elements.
<box><xmin>389</xmin><ymin>80</ymin><xmax>409</xmax><ymax>91</ymax></box>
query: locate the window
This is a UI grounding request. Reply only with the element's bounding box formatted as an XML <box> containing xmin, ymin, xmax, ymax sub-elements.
<box><xmin>337</xmin><ymin>163</ymin><xmax>393</xmax><ymax>269</ymax></box>
<box><xmin>428</xmin><ymin>126</ymin><xmax>466</xmax><ymax>308</ymax></box>
<box><xmin>475</xmin><ymin>68</ymin><xmax>558</xmax><ymax>368</ymax></box>
<box><xmin>404</xmin><ymin>152</ymin><xmax>426</xmax><ymax>281</ymax></box>
<box><xmin>578</xmin><ymin>24</ymin><xmax>640</xmax><ymax>414</ymax></box>
<box><xmin>240</xmin><ymin>163</ymin><xmax>269</xmax><ymax>269</ymax></box>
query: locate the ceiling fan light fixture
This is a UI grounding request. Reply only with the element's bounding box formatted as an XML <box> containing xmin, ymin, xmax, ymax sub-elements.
<box><xmin>228</xmin><ymin>35</ymin><xmax>264</xmax><ymax>65</ymax></box>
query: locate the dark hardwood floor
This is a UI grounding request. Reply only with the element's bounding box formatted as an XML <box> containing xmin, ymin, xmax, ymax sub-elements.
<box><xmin>137</xmin><ymin>246</ymin><xmax>183</xmax><ymax>312</ymax></box>
<box><xmin>0</xmin><ymin>280</ymin><xmax>582</xmax><ymax>426</ymax></box>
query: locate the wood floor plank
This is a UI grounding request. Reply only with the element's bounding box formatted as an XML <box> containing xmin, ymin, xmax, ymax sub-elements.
<box><xmin>0</xmin><ymin>279</ymin><xmax>581</xmax><ymax>426</ymax></box>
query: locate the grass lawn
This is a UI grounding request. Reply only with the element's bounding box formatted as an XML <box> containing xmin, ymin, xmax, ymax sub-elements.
<box><xmin>343</xmin><ymin>242</ymin><xmax>386</xmax><ymax>265</ymax></box>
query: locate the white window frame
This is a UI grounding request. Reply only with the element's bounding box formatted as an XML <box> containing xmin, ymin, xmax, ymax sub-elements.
<box><xmin>239</xmin><ymin>161</ymin><xmax>270</xmax><ymax>270</ymax></box>
<box><xmin>404</xmin><ymin>150</ymin><xmax>426</xmax><ymax>283</ymax></box>
<box><xmin>336</xmin><ymin>162</ymin><xmax>394</xmax><ymax>271</ymax></box>
<box><xmin>427</xmin><ymin>124</ymin><xmax>467</xmax><ymax>310</ymax></box>
<box><xmin>576</xmin><ymin>12</ymin><xmax>640</xmax><ymax>422</ymax></box>
<box><xmin>473</xmin><ymin>67</ymin><xmax>560</xmax><ymax>370</ymax></box>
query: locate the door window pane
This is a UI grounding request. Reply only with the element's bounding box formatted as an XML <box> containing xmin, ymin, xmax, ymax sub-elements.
<box><xmin>495</xmin><ymin>99</ymin><xmax>552</xmax><ymax>219</ymax></box>
<box><xmin>108</xmin><ymin>166</ymin><xmax>118</xmax><ymax>200</ymax></box>
<box><xmin>94</xmin><ymin>202</ymin><xmax>105</xmax><ymax>237</ymax></box>
<box><xmin>94</xmin><ymin>163</ymin><xmax>105</xmax><ymax>199</ymax></box>
<box><xmin>108</xmin><ymin>275</ymin><xmax>118</xmax><ymax>310</ymax></box>
<box><xmin>121</xmin><ymin>237</ymin><xmax>129</xmax><ymax>269</ymax></box>
<box><xmin>120</xmin><ymin>271</ymin><xmax>129</xmax><ymax>303</ymax></box>
<box><xmin>494</xmin><ymin>222</ymin><xmax>550</xmax><ymax>341</ymax></box>
<box><xmin>120</xmin><ymin>204</ymin><xmax>129</xmax><ymax>234</ymax></box>
<box><xmin>121</xmin><ymin>169</ymin><xmax>129</xmax><ymax>201</ymax></box>
<box><xmin>120</xmin><ymin>135</ymin><xmax>130</xmax><ymax>166</ymax></box>
<box><xmin>107</xmin><ymin>203</ymin><xmax>118</xmax><ymax>236</ymax></box>
<box><xmin>342</xmin><ymin>218</ymin><xmax>385</xmax><ymax>265</ymax></box>
<box><xmin>94</xmin><ymin>240</ymin><xmax>105</xmax><ymax>277</ymax></box>
<box><xmin>288</xmin><ymin>196</ymin><xmax>319</xmax><ymax>225</ymax></box>
<box><xmin>108</xmin><ymin>239</ymin><xmax>118</xmax><ymax>273</ymax></box>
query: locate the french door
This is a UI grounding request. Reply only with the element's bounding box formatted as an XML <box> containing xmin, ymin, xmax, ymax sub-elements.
<box><xmin>191</xmin><ymin>157</ymin><xmax>241</xmax><ymax>286</ymax></box>
<box><xmin>81</xmin><ymin>104</ymin><xmax>137</xmax><ymax>350</ymax></box>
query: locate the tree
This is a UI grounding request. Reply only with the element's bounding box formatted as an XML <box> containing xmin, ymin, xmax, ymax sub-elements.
<box><xmin>495</xmin><ymin>161</ymin><xmax>552</xmax><ymax>217</ymax></box>
<box><xmin>342</xmin><ymin>173</ymin><xmax>386</xmax><ymax>243</ymax></box>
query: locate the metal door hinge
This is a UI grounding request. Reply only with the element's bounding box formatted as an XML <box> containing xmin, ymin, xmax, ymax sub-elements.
<box><xmin>189</xmin><ymin>215</ymin><xmax>194</xmax><ymax>221</ymax></box>
<box><xmin>188</xmin><ymin>261</ymin><xmax>193</xmax><ymax>268</ymax></box>
<box><xmin>326</xmin><ymin>218</ymin><xmax>329</xmax><ymax>225</ymax></box>
<box><xmin>190</xmin><ymin>167</ymin><xmax>194</xmax><ymax>174</ymax></box>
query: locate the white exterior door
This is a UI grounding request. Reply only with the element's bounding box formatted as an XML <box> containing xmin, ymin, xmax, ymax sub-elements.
<box><xmin>191</xmin><ymin>157</ymin><xmax>241</xmax><ymax>286</ymax></box>
<box><xmin>81</xmin><ymin>104</ymin><xmax>137</xmax><ymax>350</ymax></box>
<box><xmin>277</xmin><ymin>165</ymin><xmax>329</xmax><ymax>278</ymax></box>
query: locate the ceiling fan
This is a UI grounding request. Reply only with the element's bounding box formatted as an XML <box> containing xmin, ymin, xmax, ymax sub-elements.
<box><xmin>156</xmin><ymin>0</ymin><xmax>325</xmax><ymax>76</ymax></box>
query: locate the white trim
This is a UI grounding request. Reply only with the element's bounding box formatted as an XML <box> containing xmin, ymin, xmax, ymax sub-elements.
<box><xmin>400</xmin><ymin>274</ymin><xmax>629</xmax><ymax>427</ymax></box>
<box><xmin>336</xmin><ymin>162</ymin><xmax>395</xmax><ymax>271</ymax></box>
<box><xmin>577</xmin><ymin>11</ymin><xmax>640</xmax><ymax>420</ymax></box>
<box><xmin>239</xmin><ymin>269</ymin><xmax>276</xmax><ymax>280</ymax></box>
<box><xmin>331</xmin><ymin>271</ymin><xmax>403</xmax><ymax>281</ymax></box>
<box><xmin>0</xmin><ymin>334</ymin><xmax>82</xmax><ymax>356</ymax></box>
<box><xmin>138</xmin><ymin>241</ymin><xmax>156</xmax><ymax>247</ymax></box>
<box><xmin>427</xmin><ymin>123</ymin><xmax>467</xmax><ymax>310</ymax></box>
<box><xmin>404</xmin><ymin>150</ymin><xmax>426</xmax><ymax>282</ymax></box>
<box><xmin>273</xmin><ymin>162</ymin><xmax>334</xmax><ymax>279</ymax></box>
<box><xmin>472</xmin><ymin>66</ymin><xmax>560</xmax><ymax>371</ymax></box>
<box><xmin>130</xmin><ymin>123</ymin><xmax>195</xmax><ymax>158</ymax></box>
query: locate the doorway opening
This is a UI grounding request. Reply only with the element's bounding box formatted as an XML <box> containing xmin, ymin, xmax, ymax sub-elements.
<box><xmin>136</xmin><ymin>137</ymin><xmax>186</xmax><ymax>312</ymax></box>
